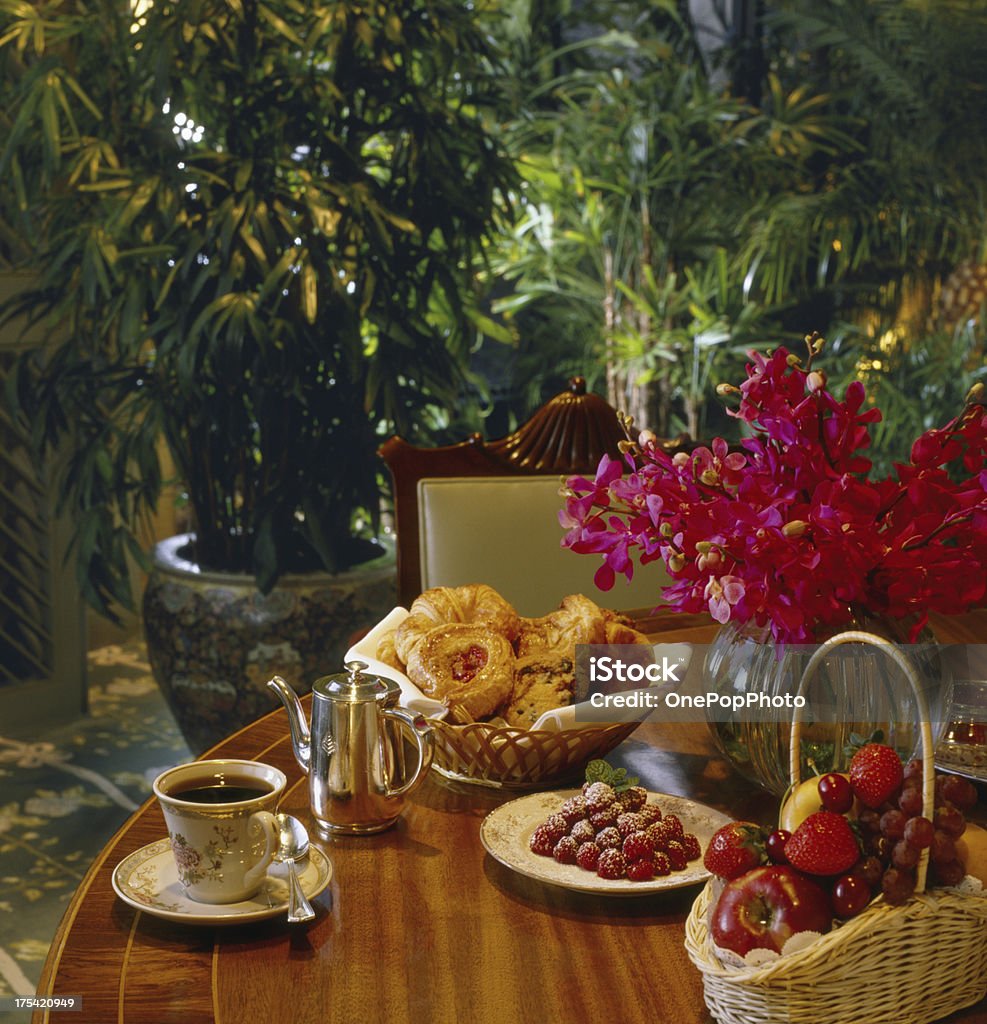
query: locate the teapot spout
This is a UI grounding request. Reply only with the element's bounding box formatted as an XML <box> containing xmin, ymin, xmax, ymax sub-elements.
<box><xmin>267</xmin><ymin>675</ymin><xmax>312</xmax><ymax>775</ymax></box>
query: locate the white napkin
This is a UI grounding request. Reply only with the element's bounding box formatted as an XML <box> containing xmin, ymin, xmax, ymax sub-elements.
<box><xmin>533</xmin><ymin>643</ymin><xmax>693</xmax><ymax>731</ymax></box>
<box><xmin>345</xmin><ymin>608</ymin><xmax>694</xmax><ymax>732</ymax></box>
<box><xmin>345</xmin><ymin>607</ymin><xmax>448</xmax><ymax>719</ymax></box>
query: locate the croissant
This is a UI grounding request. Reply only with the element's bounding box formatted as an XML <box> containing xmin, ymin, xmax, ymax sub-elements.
<box><xmin>404</xmin><ymin>623</ymin><xmax>515</xmax><ymax>721</ymax></box>
<box><xmin>515</xmin><ymin>593</ymin><xmax>610</xmax><ymax>656</ymax></box>
<box><xmin>395</xmin><ymin>584</ymin><xmax>520</xmax><ymax>664</ymax></box>
<box><xmin>373</xmin><ymin>630</ymin><xmax>406</xmax><ymax>675</ymax></box>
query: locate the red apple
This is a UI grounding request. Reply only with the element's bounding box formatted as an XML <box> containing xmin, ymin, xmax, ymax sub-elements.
<box><xmin>710</xmin><ymin>865</ymin><xmax>832</xmax><ymax>956</ymax></box>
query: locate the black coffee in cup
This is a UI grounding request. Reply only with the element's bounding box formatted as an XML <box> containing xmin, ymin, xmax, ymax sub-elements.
<box><xmin>169</xmin><ymin>776</ymin><xmax>273</xmax><ymax>804</ymax></box>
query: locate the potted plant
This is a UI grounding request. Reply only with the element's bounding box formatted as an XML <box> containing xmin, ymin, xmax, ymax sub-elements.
<box><xmin>0</xmin><ymin>0</ymin><xmax>517</xmax><ymax>751</ymax></box>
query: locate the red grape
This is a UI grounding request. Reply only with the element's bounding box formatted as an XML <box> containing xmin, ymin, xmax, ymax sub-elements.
<box><xmin>859</xmin><ymin>855</ymin><xmax>884</xmax><ymax>888</ymax></box>
<box><xmin>932</xmin><ymin>859</ymin><xmax>966</xmax><ymax>887</ymax></box>
<box><xmin>881</xmin><ymin>867</ymin><xmax>915</xmax><ymax>906</ymax></box>
<box><xmin>897</xmin><ymin>780</ymin><xmax>924</xmax><ymax>817</ymax></box>
<box><xmin>832</xmin><ymin>873</ymin><xmax>871</xmax><ymax>918</ymax></box>
<box><xmin>891</xmin><ymin>839</ymin><xmax>919</xmax><ymax>870</ymax></box>
<box><xmin>933</xmin><ymin>802</ymin><xmax>966</xmax><ymax>839</ymax></box>
<box><xmin>937</xmin><ymin>773</ymin><xmax>978</xmax><ymax>812</ymax></box>
<box><xmin>818</xmin><ymin>773</ymin><xmax>854</xmax><ymax>813</ymax></box>
<box><xmin>857</xmin><ymin>808</ymin><xmax>882</xmax><ymax>836</ymax></box>
<box><xmin>902</xmin><ymin>758</ymin><xmax>923</xmax><ymax>781</ymax></box>
<box><xmin>930</xmin><ymin>830</ymin><xmax>957</xmax><ymax>865</ymax></box>
<box><xmin>903</xmin><ymin>816</ymin><xmax>934</xmax><ymax>850</ymax></box>
<box><xmin>879</xmin><ymin>809</ymin><xmax>907</xmax><ymax>840</ymax></box>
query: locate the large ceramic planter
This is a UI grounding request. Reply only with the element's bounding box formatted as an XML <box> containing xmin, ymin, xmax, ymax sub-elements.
<box><xmin>143</xmin><ymin>534</ymin><xmax>397</xmax><ymax>754</ymax></box>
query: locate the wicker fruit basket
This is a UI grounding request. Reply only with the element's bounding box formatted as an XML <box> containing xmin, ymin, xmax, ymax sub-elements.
<box><xmin>684</xmin><ymin>630</ymin><xmax>987</xmax><ymax>1024</ymax></box>
<box><xmin>426</xmin><ymin>716</ymin><xmax>640</xmax><ymax>789</ymax></box>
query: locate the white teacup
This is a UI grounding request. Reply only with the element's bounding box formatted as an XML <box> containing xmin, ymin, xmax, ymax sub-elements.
<box><xmin>153</xmin><ymin>759</ymin><xmax>286</xmax><ymax>904</ymax></box>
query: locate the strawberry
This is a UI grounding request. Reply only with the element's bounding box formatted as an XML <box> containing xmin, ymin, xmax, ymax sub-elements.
<box><xmin>589</xmin><ymin>804</ymin><xmax>620</xmax><ymax>830</ymax></box>
<box><xmin>569</xmin><ymin>819</ymin><xmax>596</xmax><ymax>845</ymax></box>
<box><xmin>625</xmin><ymin>857</ymin><xmax>655</xmax><ymax>881</ymax></box>
<box><xmin>785</xmin><ymin>811</ymin><xmax>861</xmax><ymax>876</ymax></box>
<box><xmin>663</xmin><ymin>814</ymin><xmax>685</xmax><ymax>840</ymax></box>
<box><xmin>583</xmin><ymin>781</ymin><xmax>616</xmax><ymax>814</ymax></box>
<box><xmin>702</xmin><ymin>821</ymin><xmax>769</xmax><ymax>880</ymax></box>
<box><xmin>616</xmin><ymin>812</ymin><xmax>645</xmax><ymax>837</ymax></box>
<box><xmin>849</xmin><ymin>743</ymin><xmax>904</xmax><ymax>809</ymax></box>
<box><xmin>617</xmin><ymin>786</ymin><xmax>648</xmax><ymax>812</ymax></box>
<box><xmin>575</xmin><ymin>842</ymin><xmax>601</xmax><ymax>871</ymax></box>
<box><xmin>666</xmin><ymin>840</ymin><xmax>688</xmax><ymax>871</ymax></box>
<box><xmin>529</xmin><ymin>824</ymin><xmax>556</xmax><ymax>856</ymax></box>
<box><xmin>596</xmin><ymin>848</ymin><xmax>626</xmax><ymax>880</ymax></box>
<box><xmin>552</xmin><ymin>836</ymin><xmax>578</xmax><ymax>864</ymax></box>
<box><xmin>639</xmin><ymin>804</ymin><xmax>663</xmax><ymax>826</ymax></box>
<box><xmin>595</xmin><ymin>826</ymin><xmax>622</xmax><ymax>850</ymax></box>
<box><xmin>622</xmin><ymin>830</ymin><xmax>655</xmax><ymax>862</ymax></box>
<box><xmin>559</xmin><ymin>795</ymin><xmax>587</xmax><ymax>825</ymax></box>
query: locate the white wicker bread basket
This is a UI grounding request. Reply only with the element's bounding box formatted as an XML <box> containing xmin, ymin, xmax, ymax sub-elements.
<box><xmin>684</xmin><ymin>630</ymin><xmax>987</xmax><ymax>1024</ymax></box>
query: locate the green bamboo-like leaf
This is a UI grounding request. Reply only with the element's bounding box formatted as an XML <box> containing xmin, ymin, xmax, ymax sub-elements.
<box><xmin>115</xmin><ymin>177</ymin><xmax>158</xmax><ymax>230</ymax></box>
<box><xmin>76</xmin><ymin>178</ymin><xmax>133</xmax><ymax>192</ymax></box>
<box><xmin>234</xmin><ymin>160</ymin><xmax>253</xmax><ymax>192</ymax></box>
<box><xmin>257</xmin><ymin>3</ymin><xmax>304</xmax><ymax>46</ymax></box>
<box><xmin>300</xmin><ymin>263</ymin><xmax>318</xmax><ymax>324</ymax></box>
<box><xmin>237</xmin><ymin>224</ymin><xmax>269</xmax><ymax>269</ymax></box>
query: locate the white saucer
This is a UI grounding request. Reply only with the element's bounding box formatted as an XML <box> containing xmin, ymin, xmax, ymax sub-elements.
<box><xmin>112</xmin><ymin>838</ymin><xmax>332</xmax><ymax>924</ymax></box>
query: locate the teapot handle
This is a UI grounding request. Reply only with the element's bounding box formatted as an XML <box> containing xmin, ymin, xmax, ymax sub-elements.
<box><xmin>380</xmin><ymin>708</ymin><xmax>434</xmax><ymax>798</ymax></box>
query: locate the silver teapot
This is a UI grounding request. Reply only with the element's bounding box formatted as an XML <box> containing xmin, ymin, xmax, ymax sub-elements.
<box><xmin>267</xmin><ymin>661</ymin><xmax>434</xmax><ymax>836</ymax></box>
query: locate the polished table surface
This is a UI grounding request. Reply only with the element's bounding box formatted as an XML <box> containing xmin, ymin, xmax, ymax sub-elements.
<box><xmin>34</xmin><ymin>610</ymin><xmax>987</xmax><ymax>1024</ymax></box>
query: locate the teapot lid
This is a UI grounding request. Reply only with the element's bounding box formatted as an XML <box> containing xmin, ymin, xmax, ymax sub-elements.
<box><xmin>312</xmin><ymin>660</ymin><xmax>401</xmax><ymax>703</ymax></box>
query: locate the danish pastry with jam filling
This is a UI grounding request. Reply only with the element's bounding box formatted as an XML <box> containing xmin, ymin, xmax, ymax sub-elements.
<box><xmin>404</xmin><ymin>622</ymin><xmax>515</xmax><ymax>721</ymax></box>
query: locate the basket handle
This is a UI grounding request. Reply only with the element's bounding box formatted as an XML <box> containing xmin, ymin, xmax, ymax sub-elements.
<box><xmin>789</xmin><ymin>629</ymin><xmax>934</xmax><ymax>893</ymax></box>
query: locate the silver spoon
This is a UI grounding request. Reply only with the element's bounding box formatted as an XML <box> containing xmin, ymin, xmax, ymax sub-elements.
<box><xmin>274</xmin><ymin>812</ymin><xmax>315</xmax><ymax>923</ymax></box>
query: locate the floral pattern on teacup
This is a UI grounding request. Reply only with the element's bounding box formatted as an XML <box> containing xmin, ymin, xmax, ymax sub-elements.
<box><xmin>168</xmin><ymin>823</ymin><xmax>239</xmax><ymax>888</ymax></box>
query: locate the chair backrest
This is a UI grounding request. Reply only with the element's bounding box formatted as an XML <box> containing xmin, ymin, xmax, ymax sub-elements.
<box><xmin>378</xmin><ymin>376</ymin><xmax>688</xmax><ymax>612</ymax></box>
<box><xmin>415</xmin><ymin>474</ymin><xmax>667</xmax><ymax>615</ymax></box>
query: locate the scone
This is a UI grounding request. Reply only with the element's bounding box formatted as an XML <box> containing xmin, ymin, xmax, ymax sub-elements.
<box><xmin>503</xmin><ymin>651</ymin><xmax>576</xmax><ymax>728</ymax></box>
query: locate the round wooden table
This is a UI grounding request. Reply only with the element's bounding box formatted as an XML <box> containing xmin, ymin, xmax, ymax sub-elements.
<box><xmin>32</xmin><ymin>612</ymin><xmax>987</xmax><ymax>1024</ymax></box>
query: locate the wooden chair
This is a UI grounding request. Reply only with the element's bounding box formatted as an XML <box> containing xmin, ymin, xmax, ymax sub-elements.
<box><xmin>378</xmin><ymin>376</ymin><xmax>689</xmax><ymax>615</ymax></box>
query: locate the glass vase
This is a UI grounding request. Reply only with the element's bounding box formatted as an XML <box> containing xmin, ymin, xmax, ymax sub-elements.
<box><xmin>703</xmin><ymin>617</ymin><xmax>953</xmax><ymax>796</ymax></box>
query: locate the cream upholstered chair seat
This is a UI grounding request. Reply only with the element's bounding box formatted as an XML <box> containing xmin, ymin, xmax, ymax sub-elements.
<box><xmin>417</xmin><ymin>475</ymin><xmax>666</xmax><ymax>616</ymax></box>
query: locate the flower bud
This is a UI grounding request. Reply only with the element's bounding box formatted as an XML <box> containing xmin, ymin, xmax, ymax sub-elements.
<box><xmin>695</xmin><ymin>541</ymin><xmax>714</xmax><ymax>555</ymax></box>
<box><xmin>782</xmin><ymin>520</ymin><xmax>809</xmax><ymax>537</ymax></box>
<box><xmin>807</xmin><ymin>332</ymin><xmax>825</xmax><ymax>353</ymax></box>
<box><xmin>786</xmin><ymin>353</ymin><xmax>802</xmax><ymax>367</ymax></box>
<box><xmin>716</xmin><ymin>382</ymin><xmax>739</xmax><ymax>396</ymax></box>
<box><xmin>618</xmin><ymin>439</ymin><xmax>637</xmax><ymax>454</ymax></box>
<box><xmin>638</xmin><ymin>429</ymin><xmax>658</xmax><ymax>448</ymax></box>
<box><xmin>806</xmin><ymin>370</ymin><xmax>827</xmax><ymax>393</ymax></box>
<box><xmin>659</xmin><ymin>522</ymin><xmax>674</xmax><ymax>538</ymax></box>
<box><xmin>672</xmin><ymin>451</ymin><xmax>691</xmax><ymax>467</ymax></box>
<box><xmin>668</xmin><ymin>552</ymin><xmax>686</xmax><ymax>573</ymax></box>
<box><xmin>967</xmin><ymin>381</ymin><xmax>986</xmax><ymax>406</ymax></box>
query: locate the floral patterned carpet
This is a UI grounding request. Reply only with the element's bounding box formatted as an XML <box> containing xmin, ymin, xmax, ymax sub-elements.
<box><xmin>0</xmin><ymin>643</ymin><xmax>191</xmax><ymax>1001</ymax></box>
